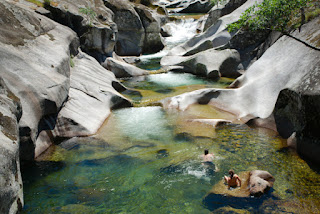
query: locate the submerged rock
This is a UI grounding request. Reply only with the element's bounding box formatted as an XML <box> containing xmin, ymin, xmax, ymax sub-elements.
<box><xmin>156</xmin><ymin>149</ymin><xmax>169</xmax><ymax>158</ymax></box>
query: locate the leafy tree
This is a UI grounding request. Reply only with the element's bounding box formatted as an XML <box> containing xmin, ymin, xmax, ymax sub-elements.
<box><xmin>227</xmin><ymin>0</ymin><xmax>313</xmax><ymax>32</ymax></box>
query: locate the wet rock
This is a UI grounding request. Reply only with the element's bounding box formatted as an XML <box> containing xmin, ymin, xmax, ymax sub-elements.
<box><xmin>161</xmin><ymin>23</ymin><xmax>175</xmax><ymax>37</ymax></box>
<box><xmin>56</xmin><ymin>204</ymin><xmax>97</xmax><ymax>214</ymax></box>
<box><xmin>245</xmin><ymin>115</ymin><xmax>277</xmax><ymax>132</ymax></box>
<box><xmin>211</xmin><ymin>206</ymin><xmax>251</xmax><ymax>214</ymax></box>
<box><xmin>226</xmin><ymin>29</ymin><xmax>270</xmax><ymax>71</ymax></box>
<box><xmin>249</xmin><ymin>170</ymin><xmax>275</xmax><ymax>197</ymax></box>
<box><xmin>174</xmin><ymin>132</ymin><xmax>194</xmax><ymax>142</ymax></box>
<box><xmin>190</xmin><ymin>119</ymin><xmax>232</xmax><ymax>128</ymax></box>
<box><xmin>155</xmin><ymin>88</ymin><xmax>175</xmax><ymax>94</ymax></box>
<box><xmin>274</xmin><ymin>87</ymin><xmax>320</xmax><ymax>164</ymax></box>
<box><xmin>208</xmin><ymin>171</ymin><xmax>250</xmax><ymax>198</ymax></box>
<box><xmin>156</xmin><ymin>149</ymin><xmax>169</xmax><ymax>158</ymax></box>
<box><xmin>76</xmin><ymin>188</ymin><xmax>106</xmax><ymax>203</ymax></box>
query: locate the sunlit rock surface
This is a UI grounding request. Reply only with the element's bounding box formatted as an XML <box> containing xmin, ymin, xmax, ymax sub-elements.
<box><xmin>44</xmin><ymin>50</ymin><xmax>132</xmax><ymax>144</ymax></box>
<box><xmin>0</xmin><ymin>78</ymin><xmax>23</xmax><ymax>214</ymax></box>
<box><xmin>104</xmin><ymin>54</ymin><xmax>149</xmax><ymax>78</ymax></box>
<box><xmin>161</xmin><ymin>17</ymin><xmax>320</xmax><ymax>163</ymax></box>
<box><xmin>206</xmin><ymin>170</ymin><xmax>274</xmax><ymax>197</ymax></box>
<box><xmin>0</xmin><ymin>0</ymin><xmax>78</xmax><ymax>160</ymax></box>
<box><xmin>0</xmin><ymin>2</ymin><xmax>133</xmax><ymax>211</ymax></box>
<box><xmin>161</xmin><ymin>48</ymin><xmax>241</xmax><ymax>79</ymax></box>
<box><xmin>40</xmin><ymin>0</ymin><xmax>117</xmax><ymax>62</ymax></box>
<box><xmin>203</xmin><ymin>0</ymin><xmax>247</xmax><ymax>31</ymax></box>
<box><xmin>249</xmin><ymin>170</ymin><xmax>275</xmax><ymax>197</ymax></box>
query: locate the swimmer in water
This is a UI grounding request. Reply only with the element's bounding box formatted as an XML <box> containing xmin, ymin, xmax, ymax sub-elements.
<box><xmin>201</xmin><ymin>149</ymin><xmax>214</xmax><ymax>163</ymax></box>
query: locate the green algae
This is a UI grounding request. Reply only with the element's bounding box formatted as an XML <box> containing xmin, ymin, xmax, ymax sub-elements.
<box><xmin>23</xmin><ymin>105</ymin><xmax>320</xmax><ymax>214</ymax></box>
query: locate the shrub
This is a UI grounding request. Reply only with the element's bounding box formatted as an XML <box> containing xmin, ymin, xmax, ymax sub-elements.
<box><xmin>227</xmin><ymin>0</ymin><xmax>314</xmax><ymax>32</ymax></box>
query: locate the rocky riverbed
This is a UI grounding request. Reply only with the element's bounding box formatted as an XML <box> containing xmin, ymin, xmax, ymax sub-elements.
<box><xmin>0</xmin><ymin>0</ymin><xmax>319</xmax><ymax>213</ymax></box>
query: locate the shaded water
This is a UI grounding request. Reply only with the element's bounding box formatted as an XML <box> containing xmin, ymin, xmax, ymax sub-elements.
<box><xmin>22</xmin><ymin>14</ymin><xmax>320</xmax><ymax>214</ymax></box>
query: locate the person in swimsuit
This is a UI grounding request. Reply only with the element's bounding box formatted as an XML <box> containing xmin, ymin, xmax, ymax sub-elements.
<box><xmin>224</xmin><ymin>169</ymin><xmax>241</xmax><ymax>189</ymax></box>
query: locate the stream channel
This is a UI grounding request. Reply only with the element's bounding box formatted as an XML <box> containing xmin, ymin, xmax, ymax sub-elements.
<box><xmin>22</xmin><ymin>14</ymin><xmax>320</xmax><ymax>213</ymax></box>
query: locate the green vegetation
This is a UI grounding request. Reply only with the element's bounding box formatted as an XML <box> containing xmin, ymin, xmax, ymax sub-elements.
<box><xmin>79</xmin><ymin>6</ymin><xmax>96</xmax><ymax>26</ymax></box>
<box><xmin>25</xmin><ymin>0</ymin><xmax>43</xmax><ymax>7</ymax></box>
<box><xmin>69</xmin><ymin>55</ymin><xmax>75</xmax><ymax>68</ymax></box>
<box><xmin>25</xmin><ymin>0</ymin><xmax>58</xmax><ymax>7</ymax></box>
<box><xmin>227</xmin><ymin>0</ymin><xmax>317</xmax><ymax>32</ymax></box>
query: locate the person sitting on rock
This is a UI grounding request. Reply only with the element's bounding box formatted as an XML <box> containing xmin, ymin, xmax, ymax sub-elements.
<box><xmin>224</xmin><ymin>169</ymin><xmax>241</xmax><ymax>189</ymax></box>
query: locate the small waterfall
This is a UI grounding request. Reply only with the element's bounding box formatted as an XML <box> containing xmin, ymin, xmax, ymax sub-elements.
<box><xmin>139</xmin><ymin>18</ymin><xmax>199</xmax><ymax>61</ymax></box>
<box><xmin>163</xmin><ymin>18</ymin><xmax>199</xmax><ymax>47</ymax></box>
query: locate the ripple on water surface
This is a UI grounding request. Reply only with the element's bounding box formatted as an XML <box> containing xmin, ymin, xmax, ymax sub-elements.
<box><xmin>22</xmin><ymin>110</ymin><xmax>320</xmax><ymax>214</ymax></box>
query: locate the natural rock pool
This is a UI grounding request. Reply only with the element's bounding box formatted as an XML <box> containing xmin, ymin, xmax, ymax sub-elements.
<box><xmin>21</xmin><ymin>71</ymin><xmax>320</xmax><ymax>213</ymax></box>
<box><xmin>21</xmin><ymin>16</ymin><xmax>320</xmax><ymax>214</ymax></box>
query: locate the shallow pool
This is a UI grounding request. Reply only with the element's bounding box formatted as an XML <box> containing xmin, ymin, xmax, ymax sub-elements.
<box><xmin>22</xmin><ymin>79</ymin><xmax>320</xmax><ymax>213</ymax></box>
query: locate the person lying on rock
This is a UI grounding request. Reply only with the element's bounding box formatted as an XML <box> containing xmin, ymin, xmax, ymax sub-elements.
<box><xmin>224</xmin><ymin>169</ymin><xmax>241</xmax><ymax>189</ymax></box>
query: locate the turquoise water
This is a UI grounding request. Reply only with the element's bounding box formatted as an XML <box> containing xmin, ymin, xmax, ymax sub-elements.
<box><xmin>21</xmin><ymin>15</ymin><xmax>320</xmax><ymax>214</ymax></box>
<box><xmin>22</xmin><ymin>98</ymin><xmax>320</xmax><ymax>213</ymax></box>
<box><xmin>120</xmin><ymin>72</ymin><xmax>234</xmax><ymax>106</ymax></box>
